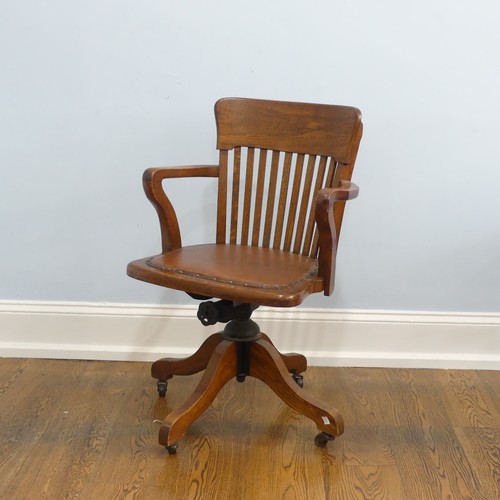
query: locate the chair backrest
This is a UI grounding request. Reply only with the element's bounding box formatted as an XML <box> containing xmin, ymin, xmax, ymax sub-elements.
<box><xmin>214</xmin><ymin>98</ymin><xmax>362</xmax><ymax>257</ymax></box>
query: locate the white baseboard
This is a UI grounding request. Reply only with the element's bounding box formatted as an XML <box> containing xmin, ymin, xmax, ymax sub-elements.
<box><xmin>1</xmin><ymin>301</ymin><xmax>499</xmax><ymax>369</ymax></box>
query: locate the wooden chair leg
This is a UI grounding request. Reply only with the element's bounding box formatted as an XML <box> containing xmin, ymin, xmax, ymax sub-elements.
<box><xmin>151</xmin><ymin>332</ymin><xmax>224</xmax><ymax>381</ymax></box>
<box><xmin>158</xmin><ymin>340</ymin><xmax>237</xmax><ymax>448</ymax></box>
<box><xmin>249</xmin><ymin>337</ymin><xmax>344</xmax><ymax>438</ymax></box>
<box><xmin>259</xmin><ymin>332</ymin><xmax>307</xmax><ymax>374</ymax></box>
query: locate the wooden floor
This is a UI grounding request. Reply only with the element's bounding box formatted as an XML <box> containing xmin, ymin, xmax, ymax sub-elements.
<box><xmin>1</xmin><ymin>358</ymin><xmax>499</xmax><ymax>499</ymax></box>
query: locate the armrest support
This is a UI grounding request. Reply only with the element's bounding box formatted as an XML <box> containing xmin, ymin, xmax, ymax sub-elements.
<box><xmin>143</xmin><ymin>165</ymin><xmax>219</xmax><ymax>252</ymax></box>
<box><xmin>315</xmin><ymin>181</ymin><xmax>359</xmax><ymax>295</ymax></box>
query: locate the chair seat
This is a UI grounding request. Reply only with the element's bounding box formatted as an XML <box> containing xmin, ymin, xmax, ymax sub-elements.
<box><xmin>127</xmin><ymin>244</ymin><xmax>323</xmax><ymax>307</ymax></box>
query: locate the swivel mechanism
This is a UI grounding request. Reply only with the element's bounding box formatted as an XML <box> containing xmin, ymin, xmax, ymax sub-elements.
<box><xmin>197</xmin><ymin>300</ymin><xmax>259</xmax><ymax>326</ymax></box>
<box><xmin>150</xmin><ymin>301</ymin><xmax>343</xmax><ymax>453</ymax></box>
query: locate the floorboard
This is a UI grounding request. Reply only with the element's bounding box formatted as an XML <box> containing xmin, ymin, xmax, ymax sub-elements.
<box><xmin>1</xmin><ymin>359</ymin><xmax>499</xmax><ymax>499</ymax></box>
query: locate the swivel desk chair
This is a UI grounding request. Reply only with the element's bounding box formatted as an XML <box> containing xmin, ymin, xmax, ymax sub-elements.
<box><xmin>127</xmin><ymin>97</ymin><xmax>362</xmax><ymax>453</ymax></box>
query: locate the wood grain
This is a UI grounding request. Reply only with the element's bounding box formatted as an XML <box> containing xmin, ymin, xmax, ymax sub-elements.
<box><xmin>158</xmin><ymin>340</ymin><xmax>237</xmax><ymax>446</ymax></box>
<box><xmin>2</xmin><ymin>359</ymin><xmax>499</xmax><ymax>499</ymax></box>
<box><xmin>380</xmin><ymin>368</ymin><xmax>489</xmax><ymax>499</ymax></box>
<box><xmin>262</xmin><ymin>150</ymin><xmax>281</xmax><ymax>248</ymax></box>
<box><xmin>283</xmin><ymin>153</ymin><xmax>305</xmax><ymax>252</ymax></box>
<box><xmin>453</xmin><ymin>426</ymin><xmax>500</xmax><ymax>499</ymax></box>
<box><xmin>240</xmin><ymin>146</ymin><xmax>255</xmax><ymax>245</ymax></box>
<box><xmin>142</xmin><ymin>165</ymin><xmax>219</xmax><ymax>252</ymax></box>
<box><xmin>249</xmin><ymin>338</ymin><xmax>343</xmax><ymax>437</ymax></box>
<box><xmin>215</xmin><ymin>97</ymin><xmax>363</xmax><ymax>162</ymax></box>
<box><xmin>230</xmin><ymin>147</ymin><xmax>242</xmax><ymax>244</ymax></box>
<box><xmin>272</xmin><ymin>151</ymin><xmax>293</xmax><ymax>249</ymax></box>
<box><xmin>439</xmin><ymin>369</ymin><xmax>499</xmax><ymax>428</ymax></box>
<box><xmin>251</xmin><ymin>148</ymin><xmax>268</xmax><ymax>246</ymax></box>
<box><xmin>216</xmin><ymin>150</ymin><xmax>228</xmax><ymax>244</ymax></box>
<box><xmin>293</xmin><ymin>154</ymin><xmax>317</xmax><ymax>254</ymax></box>
<box><xmin>151</xmin><ymin>332</ymin><xmax>224</xmax><ymax>380</ymax></box>
<box><xmin>330</xmin><ymin>465</ymin><xmax>405</xmax><ymax>499</ymax></box>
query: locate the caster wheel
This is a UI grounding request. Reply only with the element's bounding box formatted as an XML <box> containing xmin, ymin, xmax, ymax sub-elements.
<box><xmin>292</xmin><ymin>374</ymin><xmax>304</xmax><ymax>388</ymax></box>
<box><xmin>290</xmin><ymin>370</ymin><xmax>304</xmax><ymax>388</ymax></box>
<box><xmin>166</xmin><ymin>443</ymin><xmax>178</xmax><ymax>455</ymax></box>
<box><xmin>157</xmin><ymin>380</ymin><xmax>168</xmax><ymax>397</ymax></box>
<box><xmin>314</xmin><ymin>432</ymin><xmax>335</xmax><ymax>448</ymax></box>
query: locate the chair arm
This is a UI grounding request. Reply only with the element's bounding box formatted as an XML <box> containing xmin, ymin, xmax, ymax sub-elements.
<box><xmin>143</xmin><ymin>165</ymin><xmax>219</xmax><ymax>252</ymax></box>
<box><xmin>315</xmin><ymin>181</ymin><xmax>359</xmax><ymax>295</ymax></box>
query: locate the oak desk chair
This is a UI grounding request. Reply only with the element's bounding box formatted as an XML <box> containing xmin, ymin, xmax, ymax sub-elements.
<box><xmin>127</xmin><ymin>97</ymin><xmax>362</xmax><ymax>453</ymax></box>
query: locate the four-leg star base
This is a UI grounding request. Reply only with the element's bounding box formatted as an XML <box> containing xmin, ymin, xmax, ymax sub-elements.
<box><xmin>151</xmin><ymin>328</ymin><xmax>344</xmax><ymax>452</ymax></box>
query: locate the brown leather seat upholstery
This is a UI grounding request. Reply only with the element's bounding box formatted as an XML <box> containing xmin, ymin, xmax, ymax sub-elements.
<box><xmin>128</xmin><ymin>244</ymin><xmax>323</xmax><ymax>307</ymax></box>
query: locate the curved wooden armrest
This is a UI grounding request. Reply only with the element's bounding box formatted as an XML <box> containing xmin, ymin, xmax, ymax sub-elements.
<box><xmin>315</xmin><ymin>181</ymin><xmax>359</xmax><ymax>295</ymax></box>
<box><xmin>143</xmin><ymin>165</ymin><xmax>219</xmax><ymax>252</ymax></box>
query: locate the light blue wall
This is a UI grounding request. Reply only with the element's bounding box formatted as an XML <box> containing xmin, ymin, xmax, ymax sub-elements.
<box><xmin>1</xmin><ymin>0</ymin><xmax>499</xmax><ymax>311</ymax></box>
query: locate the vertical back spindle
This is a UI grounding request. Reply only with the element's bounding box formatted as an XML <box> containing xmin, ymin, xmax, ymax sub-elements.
<box><xmin>216</xmin><ymin>150</ymin><xmax>228</xmax><ymax>244</ymax></box>
<box><xmin>293</xmin><ymin>155</ymin><xmax>317</xmax><ymax>254</ymax></box>
<box><xmin>262</xmin><ymin>150</ymin><xmax>281</xmax><ymax>248</ymax></box>
<box><xmin>240</xmin><ymin>147</ymin><xmax>255</xmax><ymax>245</ymax></box>
<box><xmin>229</xmin><ymin>147</ymin><xmax>241</xmax><ymax>244</ymax></box>
<box><xmin>272</xmin><ymin>152</ymin><xmax>293</xmax><ymax>249</ymax></box>
<box><xmin>283</xmin><ymin>154</ymin><xmax>305</xmax><ymax>251</ymax></box>
<box><xmin>302</xmin><ymin>155</ymin><xmax>327</xmax><ymax>255</ymax></box>
<box><xmin>251</xmin><ymin>149</ymin><xmax>268</xmax><ymax>246</ymax></box>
